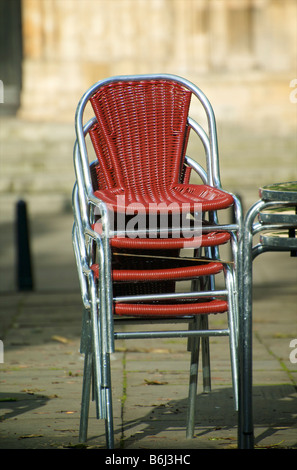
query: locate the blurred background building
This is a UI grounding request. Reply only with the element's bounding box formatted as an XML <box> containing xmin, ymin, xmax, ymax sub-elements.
<box><xmin>1</xmin><ymin>0</ymin><xmax>296</xmax><ymax>126</ymax></box>
<box><xmin>0</xmin><ymin>0</ymin><xmax>296</xmax><ymax>292</ymax></box>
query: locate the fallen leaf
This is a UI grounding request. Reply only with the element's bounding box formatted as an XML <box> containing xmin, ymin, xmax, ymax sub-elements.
<box><xmin>19</xmin><ymin>434</ymin><xmax>43</xmax><ymax>439</ymax></box>
<box><xmin>58</xmin><ymin>410</ymin><xmax>77</xmax><ymax>414</ymax></box>
<box><xmin>63</xmin><ymin>443</ymin><xmax>89</xmax><ymax>449</ymax></box>
<box><xmin>147</xmin><ymin>348</ymin><xmax>171</xmax><ymax>354</ymax></box>
<box><xmin>51</xmin><ymin>335</ymin><xmax>71</xmax><ymax>344</ymax></box>
<box><xmin>21</xmin><ymin>388</ymin><xmax>45</xmax><ymax>394</ymax></box>
<box><xmin>209</xmin><ymin>437</ymin><xmax>236</xmax><ymax>441</ymax></box>
<box><xmin>144</xmin><ymin>379</ymin><xmax>168</xmax><ymax>386</ymax></box>
<box><xmin>273</xmin><ymin>333</ymin><xmax>292</xmax><ymax>339</ymax></box>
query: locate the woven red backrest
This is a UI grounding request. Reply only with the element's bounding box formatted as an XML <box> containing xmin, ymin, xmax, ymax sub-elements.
<box><xmin>89</xmin><ymin>79</ymin><xmax>192</xmax><ymax>194</ymax></box>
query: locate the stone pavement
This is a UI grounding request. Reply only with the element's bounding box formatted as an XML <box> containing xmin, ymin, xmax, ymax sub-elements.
<box><xmin>0</xmin><ymin>211</ymin><xmax>296</xmax><ymax>450</ymax></box>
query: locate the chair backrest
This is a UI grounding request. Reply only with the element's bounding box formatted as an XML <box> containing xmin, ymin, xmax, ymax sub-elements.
<box><xmin>75</xmin><ymin>74</ymin><xmax>222</xmax><ymax>200</ymax></box>
<box><xmin>88</xmin><ymin>79</ymin><xmax>192</xmax><ymax>196</ymax></box>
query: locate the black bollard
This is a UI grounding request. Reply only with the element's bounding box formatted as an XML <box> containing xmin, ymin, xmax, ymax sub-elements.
<box><xmin>16</xmin><ymin>200</ymin><xmax>34</xmax><ymax>291</ymax></box>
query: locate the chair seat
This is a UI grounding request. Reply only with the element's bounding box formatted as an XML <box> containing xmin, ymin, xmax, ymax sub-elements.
<box><xmin>108</xmin><ymin>232</ymin><xmax>230</xmax><ymax>249</ymax></box>
<box><xmin>91</xmin><ymin>261</ymin><xmax>228</xmax><ymax>317</ymax></box>
<box><xmin>114</xmin><ymin>299</ymin><xmax>228</xmax><ymax>316</ymax></box>
<box><xmin>94</xmin><ymin>183</ymin><xmax>234</xmax><ymax>213</ymax></box>
<box><xmin>91</xmin><ymin>260</ymin><xmax>224</xmax><ymax>281</ymax></box>
<box><xmin>92</xmin><ymin>222</ymin><xmax>231</xmax><ymax>249</ymax></box>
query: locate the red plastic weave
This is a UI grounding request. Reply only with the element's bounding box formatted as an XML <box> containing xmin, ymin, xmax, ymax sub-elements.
<box><xmin>114</xmin><ymin>299</ymin><xmax>228</xmax><ymax>317</ymax></box>
<box><xmin>92</xmin><ymin>221</ymin><xmax>231</xmax><ymax>250</ymax></box>
<box><xmin>90</xmin><ymin>260</ymin><xmax>223</xmax><ymax>281</ymax></box>
<box><xmin>89</xmin><ymin>79</ymin><xmax>234</xmax><ymax>213</ymax></box>
<box><xmin>91</xmin><ymin>259</ymin><xmax>228</xmax><ymax>317</ymax></box>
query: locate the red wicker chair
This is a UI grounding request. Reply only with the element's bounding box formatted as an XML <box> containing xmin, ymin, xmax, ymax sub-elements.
<box><xmin>72</xmin><ymin>74</ymin><xmax>242</xmax><ymax>448</ymax></box>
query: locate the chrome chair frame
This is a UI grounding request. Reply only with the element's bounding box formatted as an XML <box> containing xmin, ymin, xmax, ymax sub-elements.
<box><xmin>72</xmin><ymin>74</ymin><xmax>243</xmax><ymax>448</ymax></box>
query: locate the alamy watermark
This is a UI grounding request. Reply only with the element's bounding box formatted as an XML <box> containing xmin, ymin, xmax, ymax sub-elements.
<box><xmin>289</xmin><ymin>78</ymin><xmax>297</xmax><ymax>103</ymax></box>
<box><xmin>289</xmin><ymin>339</ymin><xmax>297</xmax><ymax>364</ymax></box>
<box><xmin>94</xmin><ymin>196</ymin><xmax>203</xmax><ymax>248</ymax></box>
<box><xmin>0</xmin><ymin>340</ymin><xmax>3</xmax><ymax>363</ymax></box>
<box><xmin>0</xmin><ymin>80</ymin><xmax>3</xmax><ymax>104</ymax></box>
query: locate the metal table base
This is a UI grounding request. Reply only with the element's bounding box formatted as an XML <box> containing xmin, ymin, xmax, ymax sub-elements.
<box><xmin>238</xmin><ymin>182</ymin><xmax>297</xmax><ymax>449</ymax></box>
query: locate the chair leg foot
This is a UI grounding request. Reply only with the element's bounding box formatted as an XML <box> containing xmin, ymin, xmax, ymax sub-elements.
<box><xmin>238</xmin><ymin>432</ymin><xmax>254</xmax><ymax>449</ymax></box>
<box><xmin>103</xmin><ymin>353</ymin><xmax>115</xmax><ymax>449</ymax></box>
<box><xmin>104</xmin><ymin>387</ymin><xmax>114</xmax><ymax>449</ymax></box>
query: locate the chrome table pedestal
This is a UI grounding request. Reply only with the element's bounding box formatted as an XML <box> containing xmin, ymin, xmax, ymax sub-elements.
<box><xmin>238</xmin><ymin>182</ymin><xmax>297</xmax><ymax>449</ymax></box>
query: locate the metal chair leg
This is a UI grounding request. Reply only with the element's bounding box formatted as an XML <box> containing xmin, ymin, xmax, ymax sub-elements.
<box><xmin>200</xmin><ymin>315</ymin><xmax>211</xmax><ymax>393</ymax></box>
<box><xmin>79</xmin><ymin>308</ymin><xmax>92</xmax><ymax>443</ymax></box>
<box><xmin>226</xmin><ymin>264</ymin><xmax>239</xmax><ymax>411</ymax></box>
<box><xmin>186</xmin><ymin>317</ymin><xmax>200</xmax><ymax>439</ymax></box>
<box><xmin>198</xmin><ymin>264</ymin><xmax>212</xmax><ymax>394</ymax></box>
<box><xmin>79</xmin><ymin>350</ymin><xmax>92</xmax><ymax>443</ymax></box>
<box><xmin>103</xmin><ymin>353</ymin><xmax>114</xmax><ymax>449</ymax></box>
<box><xmin>229</xmin><ymin>312</ymin><xmax>239</xmax><ymax>411</ymax></box>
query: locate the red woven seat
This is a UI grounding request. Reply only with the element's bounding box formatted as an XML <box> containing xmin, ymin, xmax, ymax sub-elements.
<box><xmin>92</xmin><ymin>221</ymin><xmax>231</xmax><ymax>249</ymax></box>
<box><xmin>108</xmin><ymin>231</ymin><xmax>230</xmax><ymax>249</ymax></box>
<box><xmin>90</xmin><ymin>259</ymin><xmax>227</xmax><ymax>317</ymax></box>
<box><xmin>114</xmin><ymin>299</ymin><xmax>228</xmax><ymax>317</ymax></box>
<box><xmin>90</xmin><ymin>260</ymin><xmax>224</xmax><ymax>281</ymax></box>
<box><xmin>94</xmin><ymin>184</ymin><xmax>233</xmax><ymax>213</ymax></box>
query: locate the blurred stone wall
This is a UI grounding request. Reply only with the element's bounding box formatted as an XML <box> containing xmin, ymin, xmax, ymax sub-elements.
<box><xmin>1</xmin><ymin>0</ymin><xmax>296</xmax><ymax>291</ymax></box>
<box><xmin>1</xmin><ymin>0</ymin><xmax>296</xmax><ymax>221</ymax></box>
<box><xmin>19</xmin><ymin>0</ymin><xmax>297</xmax><ymax>129</ymax></box>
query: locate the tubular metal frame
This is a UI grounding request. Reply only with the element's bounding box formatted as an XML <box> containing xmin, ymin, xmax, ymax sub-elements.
<box><xmin>238</xmin><ymin>192</ymin><xmax>297</xmax><ymax>449</ymax></box>
<box><xmin>72</xmin><ymin>181</ymin><xmax>240</xmax><ymax>448</ymax></box>
<box><xmin>72</xmin><ymin>74</ymin><xmax>243</xmax><ymax>448</ymax></box>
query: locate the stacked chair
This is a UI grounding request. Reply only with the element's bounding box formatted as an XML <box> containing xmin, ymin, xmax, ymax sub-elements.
<box><xmin>72</xmin><ymin>74</ymin><xmax>242</xmax><ymax>448</ymax></box>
